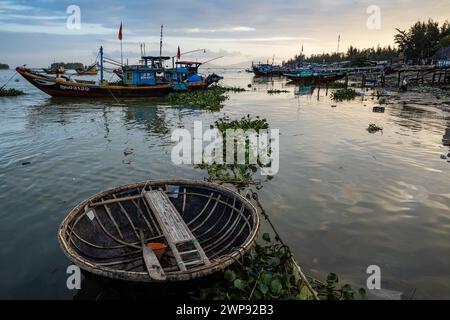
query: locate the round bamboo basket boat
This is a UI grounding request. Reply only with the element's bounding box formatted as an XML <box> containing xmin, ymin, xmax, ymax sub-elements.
<box><xmin>58</xmin><ymin>179</ymin><xmax>260</xmax><ymax>282</ymax></box>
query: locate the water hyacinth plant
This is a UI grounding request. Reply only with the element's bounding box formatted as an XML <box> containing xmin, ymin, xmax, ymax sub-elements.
<box><xmin>197</xmin><ymin>115</ymin><xmax>271</xmax><ymax>188</ymax></box>
<box><xmin>367</xmin><ymin>123</ymin><xmax>383</xmax><ymax>133</ymax></box>
<box><xmin>0</xmin><ymin>88</ymin><xmax>25</xmax><ymax>96</ymax></box>
<box><xmin>330</xmin><ymin>88</ymin><xmax>358</xmax><ymax>101</ymax></box>
<box><xmin>165</xmin><ymin>87</ymin><xmax>229</xmax><ymax>110</ymax></box>
<box><xmin>191</xmin><ymin>232</ymin><xmax>364</xmax><ymax>300</ymax></box>
<box><xmin>193</xmin><ymin>114</ymin><xmax>364</xmax><ymax>300</ymax></box>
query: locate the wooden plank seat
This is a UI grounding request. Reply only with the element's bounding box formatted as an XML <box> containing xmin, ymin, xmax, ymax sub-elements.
<box><xmin>143</xmin><ymin>190</ymin><xmax>210</xmax><ymax>272</ymax></box>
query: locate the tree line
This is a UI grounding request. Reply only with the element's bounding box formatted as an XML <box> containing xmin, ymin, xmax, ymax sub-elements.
<box><xmin>283</xmin><ymin>19</ymin><xmax>450</xmax><ymax>66</ymax></box>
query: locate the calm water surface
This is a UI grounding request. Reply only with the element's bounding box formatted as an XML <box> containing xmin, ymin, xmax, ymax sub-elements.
<box><xmin>0</xmin><ymin>69</ymin><xmax>449</xmax><ymax>299</ymax></box>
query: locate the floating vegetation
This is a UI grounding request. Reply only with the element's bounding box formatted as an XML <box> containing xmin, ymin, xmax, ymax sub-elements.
<box><xmin>165</xmin><ymin>87</ymin><xmax>229</xmax><ymax>110</ymax></box>
<box><xmin>367</xmin><ymin>123</ymin><xmax>383</xmax><ymax>133</ymax></box>
<box><xmin>218</xmin><ymin>85</ymin><xmax>247</xmax><ymax>92</ymax></box>
<box><xmin>330</xmin><ymin>88</ymin><xmax>358</xmax><ymax>101</ymax></box>
<box><xmin>309</xmin><ymin>273</ymin><xmax>366</xmax><ymax>300</ymax></box>
<box><xmin>193</xmin><ymin>114</ymin><xmax>364</xmax><ymax>300</ymax></box>
<box><xmin>0</xmin><ymin>88</ymin><xmax>25</xmax><ymax>97</ymax></box>
<box><xmin>267</xmin><ymin>89</ymin><xmax>289</xmax><ymax>94</ymax></box>
<box><xmin>197</xmin><ymin>115</ymin><xmax>271</xmax><ymax>189</ymax></box>
<box><xmin>214</xmin><ymin>114</ymin><xmax>269</xmax><ymax>132</ymax></box>
<box><xmin>191</xmin><ymin>232</ymin><xmax>364</xmax><ymax>300</ymax></box>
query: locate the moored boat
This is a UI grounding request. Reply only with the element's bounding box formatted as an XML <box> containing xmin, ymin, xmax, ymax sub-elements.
<box><xmin>58</xmin><ymin>179</ymin><xmax>260</xmax><ymax>282</ymax></box>
<box><xmin>252</xmin><ymin>62</ymin><xmax>288</xmax><ymax>77</ymax></box>
<box><xmin>43</xmin><ymin>65</ymin><xmax>65</xmax><ymax>75</ymax></box>
<box><xmin>16</xmin><ymin>47</ymin><xmax>222</xmax><ymax>98</ymax></box>
<box><xmin>285</xmin><ymin>68</ymin><xmax>346</xmax><ymax>84</ymax></box>
<box><xmin>75</xmin><ymin>63</ymin><xmax>98</xmax><ymax>76</ymax></box>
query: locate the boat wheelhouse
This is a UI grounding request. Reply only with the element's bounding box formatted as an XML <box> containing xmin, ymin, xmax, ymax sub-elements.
<box><xmin>122</xmin><ymin>56</ymin><xmax>172</xmax><ymax>86</ymax></box>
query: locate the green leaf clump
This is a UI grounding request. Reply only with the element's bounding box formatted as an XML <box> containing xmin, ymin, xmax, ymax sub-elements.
<box><xmin>367</xmin><ymin>123</ymin><xmax>383</xmax><ymax>133</ymax></box>
<box><xmin>330</xmin><ymin>88</ymin><xmax>358</xmax><ymax>101</ymax></box>
<box><xmin>166</xmin><ymin>87</ymin><xmax>229</xmax><ymax>110</ymax></box>
<box><xmin>0</xmin><ymin>88</ymin><xmax>25</xmax><ymax>96</ymax></box>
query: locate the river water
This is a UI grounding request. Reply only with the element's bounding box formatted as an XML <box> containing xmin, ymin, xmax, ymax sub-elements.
<box><xmin>0</xmin><ymin>69</ymin><xmax>449</xmax><ymax>299</ymax></box>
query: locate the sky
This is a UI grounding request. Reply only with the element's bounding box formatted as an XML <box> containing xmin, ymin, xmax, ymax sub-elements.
<box><xmin>0</xmin><ymin>0</ymin><xmax>449</xmax><ymax>67</ymax></box>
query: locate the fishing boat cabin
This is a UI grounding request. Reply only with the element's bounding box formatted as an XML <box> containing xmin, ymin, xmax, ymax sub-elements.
<box><xmin>122</xmin><ymin>56</ymin><xmax>171</xmax><ymax>86</ymax></box>
<box><xmin>170</xmin><ymin>61</ymin><xmax>203</xmax><ymax>83</ymax></box>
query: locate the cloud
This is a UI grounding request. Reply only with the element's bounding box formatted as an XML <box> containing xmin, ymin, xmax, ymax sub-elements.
<box><xmin>1</xmin><ymin>14</ymin><xmax>67</xmax><ymax>20</ymax></box>
<box><xmin>182</xmin><ymin>26</ymin><xmax>256</xmax><ymax>33</ymax></box>
<box><xmin>0</xmin><ymin>1</ymin><xmax>33</xmax><ymax>11</ymax></box>
<box><xmin>0</xmin><ymin>22</ymin><xmax>116</xmax><ymax>35</ymax></box>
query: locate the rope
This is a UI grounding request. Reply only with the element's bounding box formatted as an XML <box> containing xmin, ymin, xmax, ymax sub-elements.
<box><xmin>104</xmin><ymin>85</ymin><xmax>123</xmax><ymax>105</ymax></box>
<box><xmin>0</xmin><ymin>71</ymin><xmax>18</xmax><ymax>90</ymax></box>
<box><xmin>248</xmin><ymin>189</ymin><xmax>320</xmax><ymax>300</ymax></box>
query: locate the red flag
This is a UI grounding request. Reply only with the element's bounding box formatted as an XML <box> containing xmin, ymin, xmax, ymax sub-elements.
<box><xmin>177</xmin><ymin>46</ymin><xmax>181</xmax><ymax>59</ymax></box>
<box><xmin>118</xmin><ymin>22</ymin><xmax>123</xmax><ymax>41</ymax></box>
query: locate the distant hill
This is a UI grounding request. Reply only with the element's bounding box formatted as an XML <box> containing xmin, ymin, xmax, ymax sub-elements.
<box><xmin>50</xmin><ymin>62</ymin><xmax>84</xmax><ymax>70</ymax></box>
<box><xmin>0</xmin><ymin>63</ymin><xmax>9</xmax><ymax>70</ymax></box>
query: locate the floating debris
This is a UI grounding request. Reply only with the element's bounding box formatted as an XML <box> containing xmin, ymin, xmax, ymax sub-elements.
<box><xmin>373</xmin><ymin>106</ymin><xmax>385</xmax><ymax>113</ymax></box>
<box><xmin>21</xmin><ymin>161</ymin><xmax>31</xmax><ymax>166</ymax></box>
<box><xmin>367</xmin><ymin>124</ymin><xmax>383</xmax><ymax>133</ymax></box>
<box><xmin>0</xmin><ymin>88</ymin><xmax>25</xmax><ymax>97</ymax></box>
<box><xmin>330</xmin><ymin>88</ymin><xmax>358</xmax><ymax>101</ymax></box>
<box><xmin>123</xmin><ymin>148</ymin><xmax>134</xmax><ymax>156</ymax></box>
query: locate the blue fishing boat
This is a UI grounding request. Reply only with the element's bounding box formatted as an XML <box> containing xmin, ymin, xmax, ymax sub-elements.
<box><xmin>284</xmin><ymin>67</ymin><xmax>346</xmax><ymax>84</ymax></box>
<box><xmin>251</xmin><ymin>62</ymin><xmax>288</xmax><ymax>77</ymax></box>
<box><xmin>17</xmin><ymin>47</ymin><xmax>222</xmax><ymax>98</ymax></box>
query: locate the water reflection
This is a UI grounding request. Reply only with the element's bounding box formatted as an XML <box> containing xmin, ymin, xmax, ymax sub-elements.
<box><xmin>443</xmin><ymin>121</ymin><xmax>450</xmax><ymax>146</ymax></box>
<box><xmin>294</xmin><ymin>84</ymin><xmax>315</xmax><ymax>97</ymax></box>
<box><xmin>2</xmin><ymin>70</ymin><xmax>450</xmax><ymax>299</ymax></box>
<box><xmin>73</xmin><ymin>271</ymin><xmax>220</xmax><ymax>300</ymax></box>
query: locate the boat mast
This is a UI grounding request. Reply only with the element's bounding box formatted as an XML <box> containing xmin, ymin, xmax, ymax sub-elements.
<box><xmin>100</xmin><ymin>46</ymin><xmax>104</xmax><ymax>83</ymax></box>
